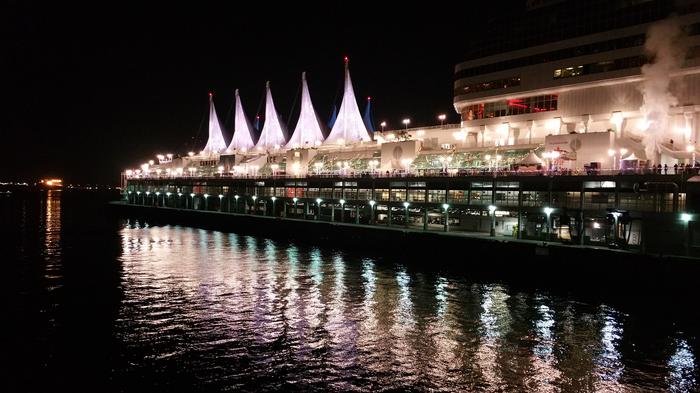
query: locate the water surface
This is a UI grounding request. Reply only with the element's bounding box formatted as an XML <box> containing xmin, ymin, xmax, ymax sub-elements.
<box><xmin>2</xmin><ymin>190</ymin><xmax>698</xmax><ymax>392</ymax></box>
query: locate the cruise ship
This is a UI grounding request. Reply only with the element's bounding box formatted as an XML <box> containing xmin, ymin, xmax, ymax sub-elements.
<box><xmin>122</xmin><ymin>1</ymin><xmax>700</xmax><ymax>256</ymax></box>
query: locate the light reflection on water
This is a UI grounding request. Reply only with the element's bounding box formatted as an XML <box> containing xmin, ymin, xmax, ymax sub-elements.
<box><xmin>4</xmin><ymin>191</ymin><xmax>699</xmax><ymax>391</ymax></box>
<box><xmin>112</xmin><ymin>223</ymin><xmax>699</xmax><ymax>391</ymax></box>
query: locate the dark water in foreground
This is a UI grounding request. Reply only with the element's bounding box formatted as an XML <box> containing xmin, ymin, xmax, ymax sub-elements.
<box><xmin>2</xmin><ymin>190</ymin><xmax>699</xmax><ymax>392</ymax></box>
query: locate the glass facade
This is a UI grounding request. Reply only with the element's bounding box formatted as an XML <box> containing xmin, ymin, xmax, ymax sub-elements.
<box><xmin>456</xmin><ymin>76</ymin><xmax>521</xmax><ymax>96</ymax></box>
<box><xmin>464</xmin><ymin>94</ymin><xmax>558</xmax><ymax>120</ymax></box>
<box><xmin>553</xmin><ymin>55</ymin><xmax>646</xmax><ymax>79</ymax></box>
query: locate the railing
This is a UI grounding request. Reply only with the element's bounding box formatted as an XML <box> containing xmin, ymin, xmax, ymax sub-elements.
<box><xmin>125</xmin><ymin>166</ymin><xmax>698</xmax><ymax>181</ymax></box>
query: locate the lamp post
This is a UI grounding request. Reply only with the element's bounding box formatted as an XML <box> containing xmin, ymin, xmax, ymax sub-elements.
<box><xmin>442</xmin><ymin>203</ymin><xmax>450</xmax><ymax>232</ymax></box>
<box><xmin>489</xmin><ymin>205</ymin><xmax>497</xmax><ymax>237</ymax></box>
<box><xmin>218</xmin><ymin>194</ymin><xmax>223</xmax><ymax>211</ymax></box>
<box><xmin>380</xmin><ymin>122</ymin><xmax>386</xmax><ymax>133</ymax></box>
<box><xmin>340</xmin><ymin>199</ymin><xmax>346</xmax><ymax>222</ymax></box>
<box><xmin>145</xmin><ymin>191</ymin><xmax>150</xmax><ymax>206</ymax></box>
<box><xmin>271</xmin><ymin>196</ymin><xmax>276</xmax><ymax>217</ymax></box>
<box><xmin>438</xmin><ymin>114</ymin><xmax>446</xmax><ymax>127</ymax></box>
<box><xmin>608</xmin><ymin>149</ymin><xmax>616</xmax><ymax>170</ymax></box>
<box><xmin>166</xmin><ymin>192</ymin><xmax>171</xmax><ymax>208</ymax></box>
<box><xmin>251</xmin><ymin>195</ymin><xmax>257</xmax><ymax>214</ymax></box>
<box><xmin>234</xmin><ymin>195</ymin><xmax>239</xmax><ymax>213</ymax></box>
<box><xmin>203</xmin><ymin>194</ymin><xmax>209</xmax><ymax>210</ymax></box>
<box><xmin>178</xmin><ymin>192</ymin><xmax>182</xmax><ymax>208</ymax></box>
<box><xmin>402</xmin><ymin>118</ymin><xmax>410</xmax><ymax>131</ymax></box>
<box><xmin>544</xmin><ymin>207</ymin><xmax>553</xmax><ymax>241</ymax></box>
<box><xmin>369</xmin><ymin>200</ymin><xmax>376</xmax><ymax>224</ymax></box>
<box><xmin>610</xmin><ymin>211</ymin><xmax>622</xmax><ymax>245</ymax></box>
<box><xmin>687</xmin><ymin>145</ymin><xmax>696</xmax><ymax>168</ymax></box>
<box><xmin>404</xmin><ymin>201</ymin><xmax>410</xmax><ymax>228</ymax></box>
<box><xmin>316</xmin><ymin>198</ymin><xmax>322</xmax><ymax>220</ymax></box>
<box><xmin>293</xmin><ymin>197</ymin><xmax>298</xmax><ymax>217</ymax></box>
<box><xmin>155</xmin><ymin>191</ymin><xmax>160</xmax><ymax>207</ymax></box>
<box><xmin>682</xmin><ymin>213</ymin><xmax>692</xmax><ymax>256</ymax></box>
<box><xmin>189</xmin><ymin>193</ymin><xmax>195</xmax><ymax>209</ymax></box>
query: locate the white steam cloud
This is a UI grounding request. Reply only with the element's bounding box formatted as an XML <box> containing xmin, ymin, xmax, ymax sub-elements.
<box><xmin>639</xmin><ymin>17</ymin><xmax>686</xmax><ymax>162</ymax></box>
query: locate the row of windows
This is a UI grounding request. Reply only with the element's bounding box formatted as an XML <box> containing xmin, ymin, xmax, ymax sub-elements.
<box><xmin>456</xmin><ymin>76</ymin><xmax>521</xmax><ymax>96</ymax></box>
<box><xmin>553</xmin><ymin>55</ymin><xmax>646</xmax><ymax>79</ymax></box>
<box><xmin>455</xmin><ymin>33</ymin><xmax>645</xmax><ymax>80</ymax></box>
<box><xmin>458</xmin><ymin>20</ymin><xmax>700</xmax><ymax>80</ymax></box>
<box><xmin>462</xmin><ymin>0</ymin><xmax>678</xmax><ymax>61</ymax></box>
<box><xmin>463</xmin><ymin>94</ymin><xmax>558</xmax><ymax>120</ymax></box>
<box><xmin>130</xmin><ymin>185</ymin><xmax>686</xmax><ymax>213</ymax></box>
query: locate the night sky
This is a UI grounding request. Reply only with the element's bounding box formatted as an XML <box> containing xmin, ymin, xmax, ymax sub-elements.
<box><xmin>4</xmin><ymin>1</ymin><xmax>500</xmax><ymax>184</ymax></box>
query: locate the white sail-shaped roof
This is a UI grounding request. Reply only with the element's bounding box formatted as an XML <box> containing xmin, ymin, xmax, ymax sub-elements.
<box><xmin>255</xmin><ymin>81</ymin><xmax>287</xmax><ymax>150</ymax></box>
<box><xmin>324</xmin><ymin>58</ymin><xmax>371</xmax><ymax>145</ymax></box>
<box><xmin>286</xmin><ymin>72</ymin><xmax>325</xmax><ymax>149</ymax></box>
<box><xmin>227</xmin><ymin>89</ymin><xmax>255</xmax><ymax>152</ymax></box>
<box><xmin>202</xmin><ymin>93</ymin><xmax>227</xmax><ymax>154</ymax></box>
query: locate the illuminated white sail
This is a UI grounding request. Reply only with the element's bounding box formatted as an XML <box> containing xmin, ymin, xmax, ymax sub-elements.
<box><xmin>286</xmin><ymin>72</ymin><xmax>325</xmax><ymax>149</ymax></box>
<box><xmin>202</xmin><ymin>93</ymin><xmax>227</xmax><ymax>154</ymax></box>
<box><xmin>325</xmin><ymin>57</ymin><xmax>371</xmax><ymax>144</ymax></box>
<box><xmin>255</xmin><ymin>81</ymin><xmax>287</xmax><ymax>150</ymax></box>
<box><xmin>227</xmin><ymin>89</ymin><xmax>255</xmax><ymax>151</ymax></box>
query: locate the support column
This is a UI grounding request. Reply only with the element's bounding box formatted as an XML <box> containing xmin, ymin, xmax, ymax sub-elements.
<box><xmin>480</xmin><ymin>125</ymin><xmax>486</xmax><ymax>147</ymax></box>
<box><xmin>355</xmin><ymin>204</ymin><xmax>360</xmax><ymax>224</ymax></box>
<box><xmin>579</xmin><ymin>183</ymin><xmax>585</xmax><ymax>246</ymax></box>
<box><xmin>388</xmin><ymin>204</ymin><xmax>392</xmax><ymax>227</ymax></box>
<box><xmin>423</xmin><ymin>207</ymin><xmax>428</xmax><ymax>231</ymax></box>
<box><xmin>331</xmin><ymin>203</ymin><xmax>335</xmax><ymax>222</ymax></box>
<box><xmin>517</xmin><ymin>183</ymin><xmax>523</xmax><ymax>239</ymax></box>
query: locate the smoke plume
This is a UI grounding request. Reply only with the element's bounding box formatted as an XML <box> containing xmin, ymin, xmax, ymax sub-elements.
<box><xmin>639</xmin><ymin>17</ymin><xmax>686</xmax><ymax>162</ymax></box>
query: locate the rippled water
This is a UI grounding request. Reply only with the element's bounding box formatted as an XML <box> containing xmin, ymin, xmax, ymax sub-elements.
<box><xmin>2</xmin><ymin>190</ymin><xmax>699</xmax><ymax>392</ymax></box>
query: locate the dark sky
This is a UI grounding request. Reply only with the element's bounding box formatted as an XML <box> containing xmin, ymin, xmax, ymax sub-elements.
<box><xmin>3</xmin><ymin>1</ymin><xmax>500</xmax><ymax>184</ymax></box>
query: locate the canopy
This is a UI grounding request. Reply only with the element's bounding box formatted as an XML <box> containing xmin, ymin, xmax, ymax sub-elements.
<box><xmin>201</xmin><ymin>93</ymin><xmax>227</xmax><ymax>154</ymax></box>
<box><xmin>285</xmin><ymin>72</ymin><xmax>325</xmax><ymax>149</ymax></box>
<box><xmin>255</xmin><ymin>81</ymin><xmax>288</xmax><ymax>150</ymax></box>
<box><xmin>227</xmin><ymin>89</ymin><xmax>256</xmax><ymax>151</ymax></box>
<box><xmin>324</xmin><ymin>57</ymin><xmax>371</xmax><ymax>145</ymax></box>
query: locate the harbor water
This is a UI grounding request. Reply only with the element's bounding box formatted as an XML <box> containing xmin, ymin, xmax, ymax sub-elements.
<box><xmin>2</xmin><ymin>190</ymin><xmax>698</xmax><ymax>391</ymax></box>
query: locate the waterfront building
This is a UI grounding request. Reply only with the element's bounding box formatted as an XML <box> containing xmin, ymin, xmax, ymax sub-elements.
<box><xmin>122</xmin><ymin>2</ymin><xmax>700</xmax><ymax>256</ymax></box>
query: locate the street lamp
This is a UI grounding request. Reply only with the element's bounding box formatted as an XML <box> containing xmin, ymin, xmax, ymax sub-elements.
<box><xmin>488</xmin><ymin>205</ymin><xmax>497</xmax><ymax>237</ymax></box>
<box><xmin>687</xmin><ymin>145</ymin><xmax>696</xmax><ymax>168</ymax></box>
<box><xmin>380</xmin><ymin>122</ymin><xmax>386</xmax><ymax>132</ymax></box>
<box><xmin>316</xmin><ymin>198</ymin><xmax>322</xmax><ymax>220</ymax></box>
<box><xmin>403</xmin><ymin>201</ymin><xmax>410</xmax><ymax>228</ymax></box>
<box><xmin>339</xmin><ymin>199</ymin><xmax>346</xmax><ymax>222</ymax></box>
<box><xmin>438</xmin><ymin>114</ymin><xmax>446</xmax><ymax>127</ymax></box>
<box><xmin>610</xmin><ymin>211</ymin><xmax>621</xmax><ymax>244</ymax></box>
<box><xmin>544</xmin><ymin>207</ymin><xmax>553</xmax><ymax>240</ymax></box>
<box><xmin>442</xmin><ymin>203</ymin><xmax>450</xmax><ymax>232</ymax></box>
<box><xmin>369</xmin><ymin>200</ymin><xmax>376</xmax><ymax>224</ymax></box>
<box><xmin>402</xmin><ymin>118</ymin><xmax>410</xmax><ymax>131</ymax></box>
<box><xmin>682</xmin><ymin>213</ymin><xmax>692</xmax><ymax>256</ymax></box>
<box><xmin>234</xmin><ymin>194</ymin><xmax>239</xmax><ymax>213</ymax></box>
<box><xmin>189</xmin><ymin>193</ymin><xmax>195</xmax><ymax>209</ymax></box>
<box><xmin>292</xmin><ymin>197</ymin><xmax>298</xmax><ymax>217</ymax></box>
<box><xmin>203</xmin><ymin>193</ymin><xmax>210</xmax><ymax>210</ymax></box>
<box><xmin>271</xmin><ymin>196</ymin><xmax>276</xmax><ymax>216</ymax></box>
<box><xmin>251</xmin><ymin>195</ymin><xmax>257</xmax><ymax>215</ymax></box>
<box><xmin>218</xmin><ymin>194</ymin><xmax>223</xmax><ymax>211</ymax></box>
<box><xmin>484</xmin><ymin>154</ymin><xmax>492</xmax><ymax>171</ymax></box>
